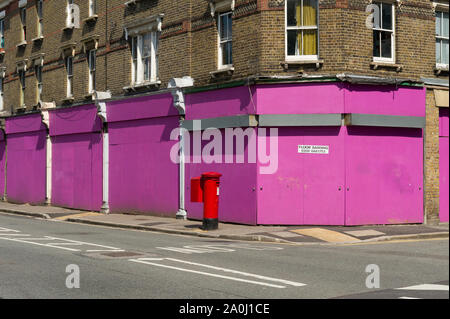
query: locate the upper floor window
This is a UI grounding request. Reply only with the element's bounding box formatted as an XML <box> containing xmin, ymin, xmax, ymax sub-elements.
<box><xmin>20</xmin><ymin>6</ymin><xmax>26</xmax><ymax>42</ymax></box>
<box><xmin>218</xmin><ymin>12</ymin><xmax>233</xmax><ymax>68</ymax></box>
<box><xmin>35</xmin><ymin>64</ymin><xmax>42</xmax><ymax>103</ymax></box>
<box><xmin>65</xmin><ymin>56</ymin><xmax>73</xmax><ymax>97</ymax></box>
<box><xmin>131</xmin><ymin>32</ymin><xmax>158</xmax><ymax>84</ymax></box>
<box><xmin>372</xmin><ymin>2</ymin><xmax>395</xmax><ymax>63</ymax></box>
<box><xmin>88</xmin><ymin>49</ymin><xmax>96</xmax><ymax>93</ymax></box>
<box><xmin>89</xmin><ymin>0</ymin><xmax>97</xmax><ymax>17</ymax></box>
<box><xmin>19</xmin><ymin>69</ymin><xmax>26</xmax><ymax>107</ymax></box>
<box><xmin>436</xmin><ymin>10</ymin><xmax>449</xmax><ymax>67</ymax></box>
<box><xmin>0</xmin><ymin>75</ymin><xmax>4</xmax><ymax>112</ymax></box>
<box><xmin>285</xmin><ymin>0</ymin><xmax>318</xmax><ymax>61</ymax></box>
<box><xmin>0</xmin><ymin>18</ymin><xmax>4</xmax><ymax>49</ymax></box>
<box><xmin>36</xmin><ymin>0</ymin><xmax>43</xmax><ymax>38</ymax></box>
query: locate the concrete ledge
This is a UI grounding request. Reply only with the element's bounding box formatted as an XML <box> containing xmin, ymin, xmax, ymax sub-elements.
<box><xmin>258</xmin><ymin>114</ymin><xmax>342</xmax><ymax>127</ymax></box>
<box><xmin>344</xmin><ymin>113</ymin><xmax>425</xmax><ymax>128</ymax></box>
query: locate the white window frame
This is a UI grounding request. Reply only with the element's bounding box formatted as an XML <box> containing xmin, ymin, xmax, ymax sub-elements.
<box><xmin>66</xmin><ymin>0</ymin><xmax>74</xmax><ymax>28</ymax></box>
<box><xmin>218</xmin><ymin>12</ymin><xmax>233</xmax><ymax>69</ymax></box>
<box><xmin>19</xmin><ymin>69</ymin><xmax>26</xmax><ymax>107</ymax></box>
<box><xmin>37</xmin><ymin>0</ymin><xmax>43</xmax><ymax>37</ymax></box>
<box><xmin>372</xmin><ymin>1</ymin><xmax>396</xmax><ymax>64</ymax></box>
<box><xmin>89</xmin><ymin>0</ymin><xmax>97</xmax><ymax>17</ymax></box>
<box><xmin>35</xmin><ymin>64</ymin><xmax>42</xmax><ymax>103</ymax></box>
<box><xmin>285</xmin><ymin>0</ymin><xmax>319</xmax><ymax>62</ymax></box>
<box><xmin>88</xmin><ymin>49</ymin><xmax>96</xmax><ymax>93</ymax></box>
<box><xmin>435</xmin><ymin>8</ymin><xmax>449</xmax><ymax>69</ymax></box>
<box><xmin>0</xmin><ymin>76</ymin><xmax>4</xmax><ymax>112</ymax></box>
<box><xmin>20</xmin><ymin>6</ymin><xmax>27</xmax><ymax>42</ymax></box>
<box><xmin>0</xmin><ymin>18</ymin><xmax>4</xmax><ymax>49</ymax></box>
<box><xmin>65</xmin><ymin>55</ymin><xmax>73</xmax><ymax>98</ymax></box>
<box><xmin>130</xmin><ymin>32</ymin><xmax>158</xmax><ymax>85</ymax></box>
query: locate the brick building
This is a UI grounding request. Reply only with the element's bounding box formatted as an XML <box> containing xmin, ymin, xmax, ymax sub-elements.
<box><xmin>0</xmin><ymin>0</ymin><xmax>448</xmax><ymax>225</ymax></box>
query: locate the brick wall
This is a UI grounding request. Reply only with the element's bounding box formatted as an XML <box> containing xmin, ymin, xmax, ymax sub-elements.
<box><xmin>424</xmin><ymin>88</ymin><xmax>441</xmax><ymax>224</ymax></box>
<box><xmin>1</xmin><ymin>0</ymin><xmax>448</xmax><ymax>112</ymax></box>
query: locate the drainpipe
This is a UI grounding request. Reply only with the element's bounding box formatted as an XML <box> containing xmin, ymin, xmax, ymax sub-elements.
<box><xmin>41</xmin><ymin>110</ymin><xmax>51</xmax><ymax>205</ymax></box>
<box><xmin>168</xmin><ymin>77</ymin><xmax>194</xmax><ymax>220</ymax></box>
<box><xmin>94</xmin><ymin>91</ymin><xmax>112</xmax><ymax>214</ymax></box>
<box><xmin>40</xmin><ymin>102</ymin><xmax>56</xmax><ymax>205</ymax></box>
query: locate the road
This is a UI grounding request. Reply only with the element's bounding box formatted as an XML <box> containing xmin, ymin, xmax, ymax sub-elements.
<box><xmin>0</xmin><ymin>212</ymin><xmax>448</xmax><ymax>300</ymax></box>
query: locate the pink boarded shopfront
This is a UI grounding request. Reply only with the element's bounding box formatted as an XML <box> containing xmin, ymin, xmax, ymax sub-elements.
<box><xmin>439</xmin><ymin>108</ymin><xmax>449</xmax><ymax>223</ymax></box>
<box><xmin>184</xmin><ymin>80</ymin><xmax>425</xmax><ymax>225</ymax></box>
<box><xmin>4</xmin><ymin>114</ymin><xmax>47</xmax><ymax>204</ymax></box>
<box><xmin>106</xmin><ymin>93</ymin><xmax>180</xmax><ymax>216</ymax></box>
<box><xmin>0</xmin><ymin>130</ymin><xmax>5</xmax><ymax>199</ymax></box>
<box><xmin>49</xmin><ymin>105</ymin><xmax>103</xmax><ymax>211</ymax></box>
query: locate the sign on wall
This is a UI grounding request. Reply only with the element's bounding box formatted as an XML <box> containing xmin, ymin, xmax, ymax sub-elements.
<box><xmin>298</xmin><ymin>145</ymin><xmax>329</xmax><ymax>154</ymax></box>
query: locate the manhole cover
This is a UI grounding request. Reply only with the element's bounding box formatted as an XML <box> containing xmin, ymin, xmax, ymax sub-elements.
<box><xmin>101</xmin><ymin>251</ymin><xmax>144</xmax><ymax>258</ymax></box>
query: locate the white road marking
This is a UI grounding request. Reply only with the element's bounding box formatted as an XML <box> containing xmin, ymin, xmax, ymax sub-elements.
<box><xmin>0</xmin><ymin>226</ymin><xmax>124</xmax><ymax>253</ymax></box>
<box><xmin>128</xmin><ymin>257</ymin><xmax>306</xmax><ymax>289</ymax></box>
<box><xmin>395</xmin><ymin>284</ymin><xmax>449</xmax><ymax>291</ymax></box>
<box><xmin>156</xmin><ymin>243</ymin><xmax>283</xmax><ymax>254</ymax></box>
<box><xmin>399</xmin><ymin>296</ymin><xmax>422</xmax><ymax>299</ymax></box>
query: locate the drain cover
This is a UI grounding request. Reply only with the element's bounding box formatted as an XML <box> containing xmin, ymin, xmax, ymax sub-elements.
<box><xmin>101</xmin><ymin>251</ymin><xmax>144</xmax><ymax>258</ymax></box>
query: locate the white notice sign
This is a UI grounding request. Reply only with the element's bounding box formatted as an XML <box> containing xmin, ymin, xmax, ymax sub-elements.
<box><xmin>298</xmin><ymin>145</ymin><xmax>329</xmax><ymax>154</ymax></box>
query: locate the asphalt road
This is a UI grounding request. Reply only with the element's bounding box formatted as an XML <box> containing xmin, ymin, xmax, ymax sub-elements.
<box><xmin>0</xmin><ymin>212</ymin><xmax>448</xmax><ymax>299</ymax></box>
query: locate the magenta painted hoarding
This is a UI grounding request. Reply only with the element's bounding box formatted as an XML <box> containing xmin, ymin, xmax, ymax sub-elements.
<box><xmin>257</xmin><ymin>127</ymin><xmax>345</xmax><ymax>225</ymax></box>
<box><xmin>185</xmin><ymin>86</ymin><xmax>256</xmax><ymax>120</ymax></box>
<box><xmin>345</xmin><ymin>127</ymin><xmax>423</xmax><ymax>225</ymax></box>
<box><xmin>50</xmin><ymin>105</ymin><xmax>103</xmax><ymax>211</ymax></box>
<box><xmin>51</xmin><ymin>133</ymin><xmax>103</xmax><ymax>211</ymax></box>
<box><xmin>5</xmin><ymin>114</ymin><xmax>46</xmax><ymax>204</ymax></box>
<box><xmin>185</xmin><ymin>128</ymin><xmax>258</xmax><ymax>224</ymax></box>
<box><xmin>0</xmin><ymin>131</ymin><xmax>5</xmax><ymax>198</ymax></box>
<box><xmin>439</xmin><ymin>108</ymin><xmax>449</xmax><ymax>223</ymax></box>
<box><xmin>107</xmin><ymin>93</ymin><xmax>180</xmax><ymax>216</ymax></box>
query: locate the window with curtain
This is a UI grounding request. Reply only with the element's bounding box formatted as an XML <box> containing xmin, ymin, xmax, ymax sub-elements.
<box><xmin>372</xmin><ymin>2</ymin><xmax>395</xmax><ymax>62</ymax></box>
<box><xmin>286</xmin><ymin>0</ymin><xmax>318</xmax><ymax>60</ymax></box>
<box><xmin>436</xmin><ymin>10</ymin><xmax>449</xmax><ymax>67</ymax></box>
<box><xmin>130</xmin><ymin>32</ymin><xmax>159</xmax><ymax>85</ymax></box>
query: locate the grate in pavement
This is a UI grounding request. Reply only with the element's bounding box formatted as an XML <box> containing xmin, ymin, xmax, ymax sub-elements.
<box><xmin>101</xmin><ymin>251</ymin><xmax>144</xmax><ymax>258</ymax></box>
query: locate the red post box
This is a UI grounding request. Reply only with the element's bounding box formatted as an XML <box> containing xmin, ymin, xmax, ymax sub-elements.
<box><xmin>200</xmin><ymin>172</ymin><xmax>222</xmax><ymax>230</ymax></box>
<box><xmin>190</xmin><ymin>177</ymin><xmax>203</xmax><ymax>202</ymax></box>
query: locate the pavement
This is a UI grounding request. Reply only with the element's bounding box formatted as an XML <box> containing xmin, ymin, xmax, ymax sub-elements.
<box><xmin>0</xmin><ymin>201</ymin><xmax>448</xmax><ymax>245</ymax></box>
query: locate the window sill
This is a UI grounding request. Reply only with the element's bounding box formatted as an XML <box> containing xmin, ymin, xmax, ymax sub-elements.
<box><xmin>83</xmin><ymin>15</ymin><xmax>98</xmax><ymax>23</ymax></box>
<box><xmin>281</xmin><ymin>59</ymin><xmax>323</xmax><ymax>70</ymax></box>
<box><xmin>16</xmin><ymin>104</ymin><xmax>27</xmax><ymax>111</ymax></box>
<box><xmin>62</xmin><ymin>26</ymin><xmax>75</xmax><ymax>32</ymax></box>
<box><xmin>370</xmin><ymin>61</ymin><xmax>403</xmax><ymax>72</ymax></box>
<box><xmin>16</xmin><ymin>41</ymin><xmax>27</xmax><ymax>48</ymax></box>
<box><xmin>125</xmin><ymin>0</ymin><xmax>140</xmax><ymax>6</ymax></box>
<box><xmin>210</xmin><ymin>66</ymin><xmax>234</xmax><ymax>79</ymax></box>
<box><xmin>123</xmin><ymin>80</ymin><xmax>161</xmax><ymax>92</ymax></box>
<box><xmin>435</xmin><ymin>65</ymin><xmax>449</xmax><ymax>75</ymax></box>
<box><xmin>62</xmin><ymin>96</ymin><xmax>75</xmax><ymax>104</ymax></box>
<box><xmin>32</xmin><ymin>35</ymin><xmax>44</xmax><ymax>43</ymax></box>
<box><xmin>84</xmin><ymin>92</ymin><xmax>96</xmax><ymax>100</ymax></box>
